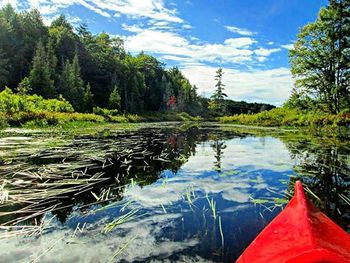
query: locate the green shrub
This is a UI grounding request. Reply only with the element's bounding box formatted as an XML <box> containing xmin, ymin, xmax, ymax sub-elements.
<box><xmin>0</xmin><ymin>88</ymin><xmax>74</xmax><ymax>113</ymax></box>
<box><xmin>178</xmin><ymin>112</ymin><xmax>202</xmax><ymax>121</ymax></box>
<box><xmin>108</xmin><ymin>114</ymin><xmax>144</xmax><ymax>123</ymax></box>
<box><xmin>126</xmin><ymin>114</ymin><xmax>144</xmax><ymax>123</ymax></box>
<box><xmin>8</xmin><ymin>111</ymin><xmax>104</xmax><ymax>127</ymax></box>
<box><xmin>108</xmin><ymin>115</ymin><xmax>128</xmax><ymax>123</ymax></box>
<box><xmin>0</xmin><ymin>112</ymin><xmax>8</xmax><ymax>128</ymax></box>
<box><xmin>93</xmin><ymin>107</ymin><xmax>119</xmax><ymax>116</ymax></box>
<box><xmin>219</xmin><ymin>107</ymin><xmax>350</xmax><ymax>128</ymax></box>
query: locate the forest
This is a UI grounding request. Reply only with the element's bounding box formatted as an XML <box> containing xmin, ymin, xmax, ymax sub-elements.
<box><xmin>0</xmin><ymin>4</ymin><xmax>272</xmax><ymax>127</ymax></box>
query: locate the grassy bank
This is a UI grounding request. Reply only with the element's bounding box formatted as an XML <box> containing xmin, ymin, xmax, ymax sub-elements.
<box><xmin>0</xmin><ymin>88</ymin><xmax>202</xmax><ymax>129</ymax></box>
<box><xmin>0</xmin><ymin>111</ymin><xmax>202</xmax><ymax>128</ymax></box>
<box><xmin>219</xmin><ymin>108</ymin><xmax>350</xmax><ymax>128</ymax></box>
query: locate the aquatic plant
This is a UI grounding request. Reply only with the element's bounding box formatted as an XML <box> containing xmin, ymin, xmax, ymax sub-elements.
<box><xmin>103</xmin><ymin>208</ymin><xmax>140</xmax><ymax>233</ymax></box>
<box><xmin>206</xmin><ymin>195</ymin><xmax>217</xmax><ymax>219</ymax></box>
<box><xmin>218</xmin><ymin>215</ymin><xmax>224</xmax><ymax>248</ymax></box>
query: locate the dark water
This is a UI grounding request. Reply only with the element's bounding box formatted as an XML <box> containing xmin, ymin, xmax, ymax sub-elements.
<box><xmin>0</xmin><ymin>124</ymin><xmax>349</xmax><ymax>262</ymax></box>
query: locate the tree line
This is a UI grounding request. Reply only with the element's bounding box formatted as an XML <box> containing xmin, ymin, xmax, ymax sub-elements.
<box><xmin>0</xmin><ymin>4</ymin><xmax>273</xmax><ymax>116</ymax></box>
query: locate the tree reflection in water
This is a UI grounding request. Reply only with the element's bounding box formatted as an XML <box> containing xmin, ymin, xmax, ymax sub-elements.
<box><xmin>285</xmin><ymin>137</ymin><xmax>350</xmax><ymax>231</ymax></box>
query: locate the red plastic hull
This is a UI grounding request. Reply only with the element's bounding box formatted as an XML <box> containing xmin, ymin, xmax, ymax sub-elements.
<box><xmin>236</xmin><ymin>181</ymin><xmax>350</xmax><ymax>263</ymax></box>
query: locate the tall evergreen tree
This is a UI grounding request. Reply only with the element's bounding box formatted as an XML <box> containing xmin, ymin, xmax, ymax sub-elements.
<box><xmin>28</xmin><ymin>41</ymin><xmax>55</xmax><ymax>98</ymax></box>
<box><xmin>59</xmin><ymin>52</ymin><xmax>84</xmax><ymax>111</ymax></box>
<box><xmin>46</xmin><ymin>38</ymin><xmax>58</xmax><ymax>84</ymax></box>
<box><xmin>108</xmin><ymin>85</ymin><xmax>121</xmax><ymax>111</ymax></box>
<box><xmin>210</xmin><ymin>68</ymin><xmax>227</xmax><ymax>115</ymax></box>
<box><xmin>0</xmin><ymin>50</ymin><xmax>9</xmax><ymax>89</ymax></box>
<box><xmin>82</xmin><ymin>83</ymin><xmax>93</xmax><ymax>112</ymax></box>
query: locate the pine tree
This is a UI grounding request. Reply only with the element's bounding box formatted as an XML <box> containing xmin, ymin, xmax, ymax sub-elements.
<box><xmin>82</xmin><ymin>83</ymin><xmax>93</xmax><ymax>112</ymax></box>
<box><xmin>210</xmin><ymin>68</ymin><xmax>227</xmax><ymax>115</ymax></box>
<box><xmin>108</xmin><ymin>85</ymin><xmax>121</xmax><ymax>111</ymax></box>
<box><xmin>0</xmin><ymin>50</ymin><xmax>9</xmax><ymax>89</ymax></box>
<box><xmin>28</xmin><ymin>41</ymin><xmax>55</xmax><ymax>98</ymax></box>
<box><xmin>46</xmin><ymin>38</ymin><xmax>58</xmax><ymax>84</ymax></box>
<box><xmin>59</xmin><ymin>52</ymin><xmax>84</xmax><ymax>111</ymax></box>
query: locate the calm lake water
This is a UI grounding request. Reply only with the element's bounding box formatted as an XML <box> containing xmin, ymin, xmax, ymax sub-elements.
<box><xmin>0</xmin><ymin>123</ymin><xmax>349</xmax><ymax>262</ymax></box>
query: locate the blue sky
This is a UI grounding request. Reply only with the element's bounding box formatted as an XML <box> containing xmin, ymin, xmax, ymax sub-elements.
<box><xmin>3</xmin><ymin>0</ymin><xmax>328</xmax><ymax>105</ymax></box>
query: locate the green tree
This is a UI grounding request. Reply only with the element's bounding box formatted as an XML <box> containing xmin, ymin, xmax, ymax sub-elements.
<box><xmin>82</xmin><ymin>83</ymin><xmax>93</xmax><ymax>112</ymax></box>
<box><xmin>17</xmin><ymin>77</ymin><xmax>31</xmax><ymax>94</ymax></box>
<box><xmin>290</xmin><ymin>0</ymin><xmax>350</xmax><ymax>113</ymax></box>
<box><xmin>0</xmin><ymin>50</ymin><xmax>9</xmax><ymax>89</ymax></box>
<box><xmin>0</xmin><ymin>4</ymin><xmax>47</xmax><ymax>88</ymax></box>
<box><xmin>46</xmin><ymin>38</ymin><xmax>58</xmax><ymax>84</ymax></box>
<box><xmin>210</xmin><ymin>68</ymin><xmax>227</xmax><ymax>115</ymax></box>
<box><xmin>28</xmin><ymin>41</ymin><xmax>55</xmax><ymax>98</ymax></box>
<box><xmin>59</xmin><ymin>52</ymin><xmax>84</xmax><ymax>111</ymax></box>
<box><xmin>108</xmin><ymin>85</ymin><xmax>121</xmax><ymax>111</ymax></box>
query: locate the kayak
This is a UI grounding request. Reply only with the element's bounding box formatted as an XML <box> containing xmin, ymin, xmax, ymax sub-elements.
<box><xmin>236</xmin><ymin>181</ymin><xmax>350</xmax><ymax>263</ymax></box>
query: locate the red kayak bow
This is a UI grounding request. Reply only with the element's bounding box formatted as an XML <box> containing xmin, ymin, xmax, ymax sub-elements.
<box><xmin>236</xmin><ymin>181</ymin><xmax>350</xmax><ymax>263</ymax></box>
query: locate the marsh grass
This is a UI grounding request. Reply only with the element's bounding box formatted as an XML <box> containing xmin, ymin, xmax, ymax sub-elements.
<box><xmin>0</xmin><ymin>127</ymin><xmax>190</xmax><ymax>240</ymax></box>
<box><xmin>103</xmin><ymin>208</ymin><xmax>140</xmax><ymax>233</ymax></box>
<box><xmin>206</xmin><ymin>195</ymin><xmax>217</xmax><ymax>219</ymax></box>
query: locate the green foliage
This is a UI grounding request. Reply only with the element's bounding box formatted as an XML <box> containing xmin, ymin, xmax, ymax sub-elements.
<box><xmin>0</xmin><ymin>112</ymin><xmax>7</xmax><ymax>128</ymax></box>
<box><xmin>28</xmin><ymin>41</ymin><xmax>55</xmax><ymax>98</ymax></box>
<box><xmin>108</xmin><ymin>86</ymin><xmax>121</xmax><ymax>111</ymax></box>
<box><xmin>93</xmin><ymin>107</ymin><xmax>118</xmax><ymax>117</ymax></box>
<box><xmin>0</xmin><ymin>87</ymin><xmax>74</xmax><ymax>113</ymax></box>
<box><xmin>0</xmin><ymin>50</ymin><xmax>9</xmax><ymax>88</ymax></box>
<box><xmin>16</xmin><ymin>77</ymin><xmax>31</xmax><ymax>94</ymax></box>
<box><xmin>0</xmin><ymin>5</ymin><xmax>204</xmax><ymax>115</ymax></box>
<box><xmin>0</xmin><ymin>4</ymin><xmax>47</xmax><ymax>89</ymax></box>
<box><xmin>178</xmin><ymin>112</ymin><xmax>202</xmax><ymax>122</ymax></box>
<box><xmin>82</xmin><ymin>83</ymin><xmax>93</xmax><ymax>113</ymax></box>
<box><xmin>220</xmin><ymin>107</ymin><xmax>350</xmax><ymax>128</ymax></box>
<box><xmin>59</xmin><ymin>53</ymin><xmax>84</xmax><ymax>111</ymax></box>
<box><xmin>9</xmin><ymin>111</ymin><xmax>104</xmax><ymax>127</ymax></box>
<box><xmin>290</xmin><ymin>0</ymin><xmax>350</xmax><ymax>113</ymax></box>
<box><xmin>210</xmin><ymin>68</ymin><xmax>227</xmax><ymax>116</ymax></box>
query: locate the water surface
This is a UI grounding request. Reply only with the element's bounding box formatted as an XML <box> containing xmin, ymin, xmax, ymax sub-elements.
<box><xmin>0</xmin><ymin>124</ymin><xmax>349</xmax><ymax>262</ymax></box>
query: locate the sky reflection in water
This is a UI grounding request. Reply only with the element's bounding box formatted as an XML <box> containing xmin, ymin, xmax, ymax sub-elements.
<box><xmin>0</xmin><ymin>125</ymin><xmax>348</xmax><ymax>263</ymax></box>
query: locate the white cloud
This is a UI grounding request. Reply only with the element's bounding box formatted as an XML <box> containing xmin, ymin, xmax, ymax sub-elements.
<box><xmin>0</xmin><ymin>213</ymin><xmax>200</xmax><ymax>262</ymax></box>
<box><xmin>223</xmin><ymin>37</ymin><xmax>256</xmax><ymax>48</ymax></box>
<box><xmin>225</xmin><ymin>25</ymin><xmax>256</xmax><ymax>36</ymax></box>
<box><xmin>121</xmin><ymin>24</ymin><xmax>289</xmax><ymax>104</ymax></box>
<box><xmin>181</xmin><ymin>64</ymin><xmax>293</xmax><ymax>105</ymax></box>
<box><xmin>0</xmin><ymin>0</ymin><xmax>20</xmax><ymax>9</ymax></box>
<box><xmin>123</xmin><ymin>27</ymin><xmax>274</xmax><ymax>64</ymax></box>
<box><xmin>254</xmin><ymin>47</ymin><xmax>281</xmax><ymax>57</ymax></box>
<box><xmin>122</xmin><ymin>23</ymin><xmax>144</xmax><ymax>33</ymax></box>
<box><xmin>281</xmin><ymin>43</ymin><xmax>294</xmax><ymax>50</ymax></box>
<box><xmin>17</xmin><ymin>0</ymin><xmax>183</xmax><ymax>22</ymax></box>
